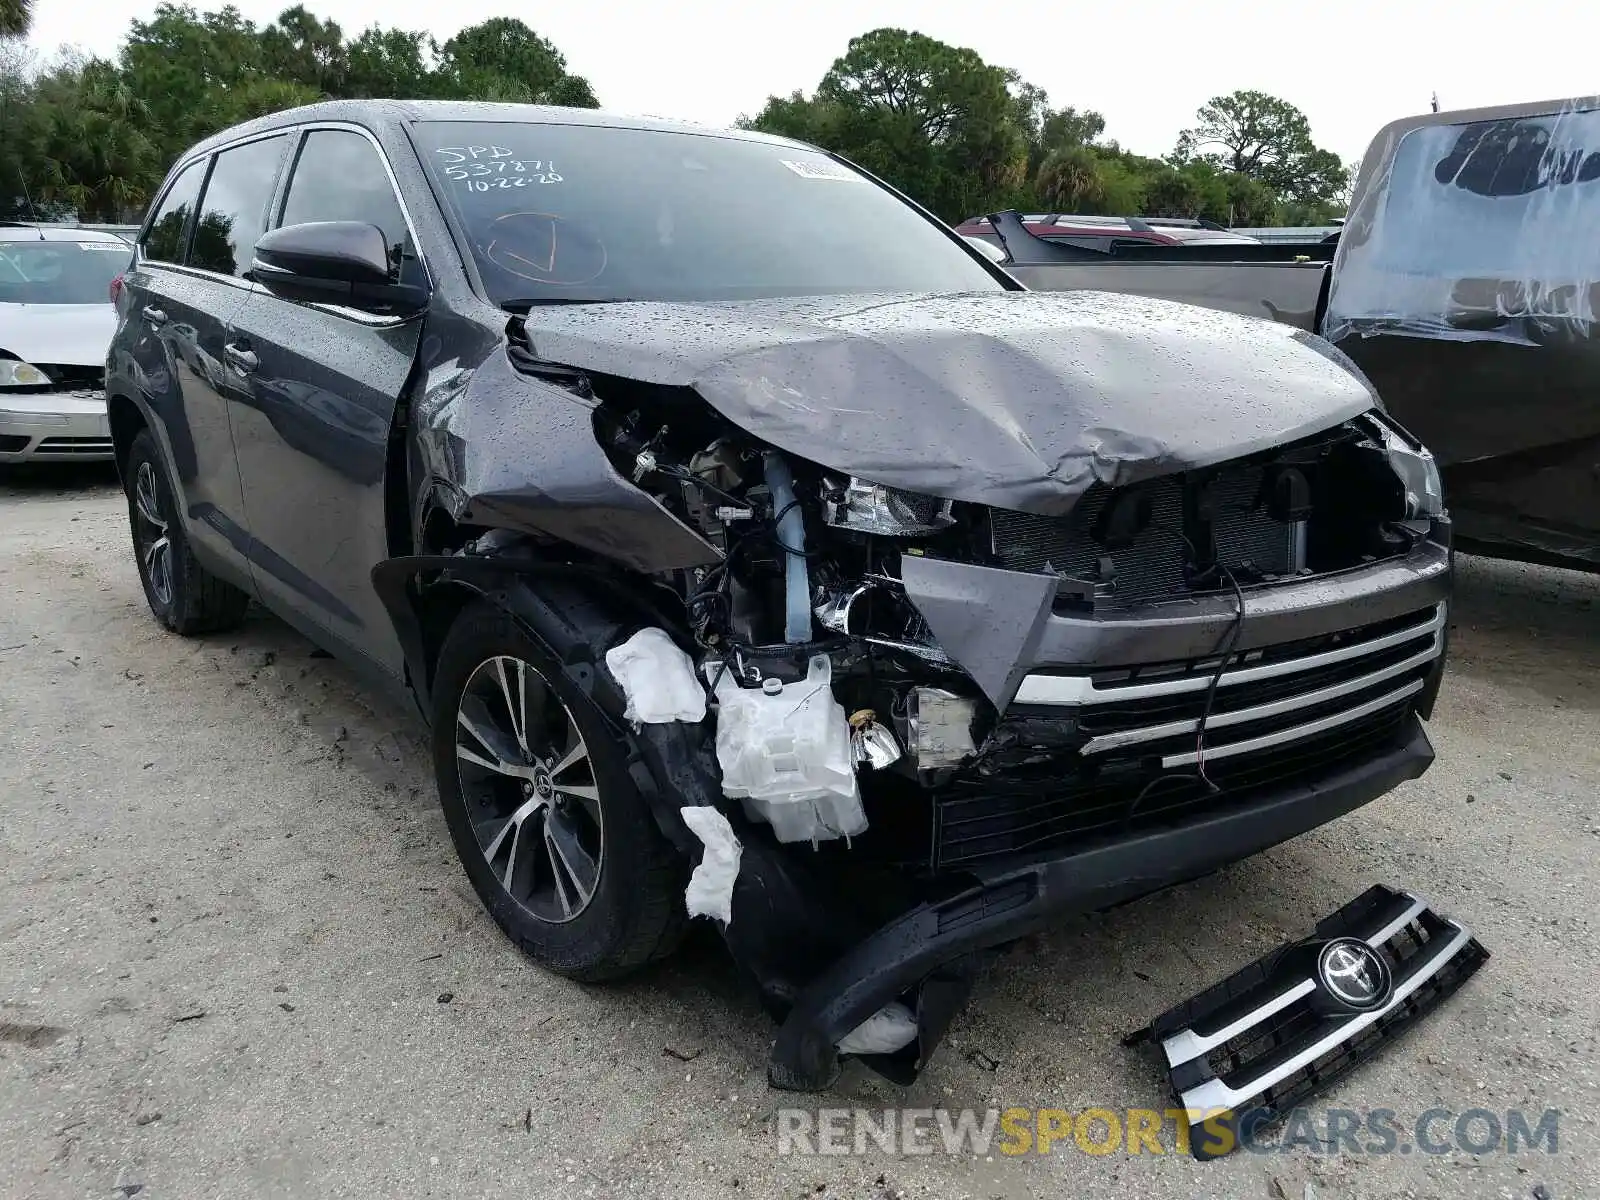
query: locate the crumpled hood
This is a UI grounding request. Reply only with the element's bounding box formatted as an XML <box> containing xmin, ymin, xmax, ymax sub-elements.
<box><xmin>521</xmin><ymin>289</ymin><xmax>1378</xmax><ymax>516</ymax></box>
<box><xmin>0</xmin><ymin>303</ymin><xmax>116</xmax><ymax>369</ymax></box>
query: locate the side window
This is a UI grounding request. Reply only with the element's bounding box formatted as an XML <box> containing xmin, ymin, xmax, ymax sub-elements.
<box><xmin>142</xmin><ymin>159</ymin><xmax>207</xmax><ymax>264</ymax></box>
<box><xmin>188</xmin><ymin>135</ymin><xmax>290</xmax><ymax>279</ymax></box>
<box><xmin>278</xmin><ymin>130</ymin><xmax>422</xmax><ymax>285</ymax></box>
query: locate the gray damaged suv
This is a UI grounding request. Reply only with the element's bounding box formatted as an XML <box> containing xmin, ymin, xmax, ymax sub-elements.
<box><xmin>106</xmin><ymin>101</ymin><xmax>1454</xmax><ymax>1097</ymax></box>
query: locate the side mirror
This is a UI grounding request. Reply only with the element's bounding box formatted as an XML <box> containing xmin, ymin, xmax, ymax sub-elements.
<box><xmin>252</xmin><ymin>221</ymin><xmax>428</xmax><ymax>314</ymax></box>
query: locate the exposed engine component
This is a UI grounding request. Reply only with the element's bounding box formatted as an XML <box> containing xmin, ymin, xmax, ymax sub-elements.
<box><xmin>823</xmin><ymin>476</ymin><xmax>955</xmax><ymax>536</ymax></box>
<box><xmin>763</xmin><ymin>451</ymin><xmax>812</xmax><ymax>645</ymax></box>
<box><xmin>812</xmin><ymin>576</ymin><xmax>949</xmax><ymax>664</ymax></box>
<box><xmin>988</xmin><ymin>418</ymin><xmax>1433</xmax><ymax>612</ymax></box>
<box><xmin>848</xmin><ymin>709</ymin><xmax>903</xmax><ymax>770</ymax></box>
<box><xmin>709</xmin><ymin>655</ymin><xmax>866</xmax><ymax>844</ymax></box>
<box><xmin>908</xmin><ymin>688</ymin><xmax>979</xmax><ymax>773</ymax></box>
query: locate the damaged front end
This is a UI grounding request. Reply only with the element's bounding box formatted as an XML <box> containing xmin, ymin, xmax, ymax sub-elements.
<box><xmin>575</xmin><ymin>377</ymin><xmax>1451</xmax><ymax>1088</ymax></box>
<box><xmin>387</xmin><ymin>296</ymin><xmax>1454</xmax><ymax>1092</ymax></box>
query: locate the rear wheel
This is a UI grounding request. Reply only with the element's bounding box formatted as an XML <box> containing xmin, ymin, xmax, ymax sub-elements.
<box><xmin>431</xmin><ymin>601</ymin><xmax>687</xmax><ymax>980</ymax></box>
<box><xmin>125</xmin><ymin>429</ymin><xmax>251</xmax><ymax>634</ymax></box>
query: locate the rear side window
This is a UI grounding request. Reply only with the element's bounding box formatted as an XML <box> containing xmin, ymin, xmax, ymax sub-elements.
<box><xmin>142</xmin><ymin>159</ymin><xmax>206</xmax><ymax>263</ymax></box>
<box><xmin>189</xmin><ymin>135</ymin><xmax>290</xmax><ymax>278</ymax></box>
<box><xmin>278</xmin><ymin>129</ymin><xmax>421</xmax><ymax>285</ymax></box>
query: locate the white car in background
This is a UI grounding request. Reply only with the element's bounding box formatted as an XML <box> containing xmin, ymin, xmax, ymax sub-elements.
<box><xmin>0</xmin><ymin>224</ymin><xmax>129</xmax><ymax>463</ymax></box>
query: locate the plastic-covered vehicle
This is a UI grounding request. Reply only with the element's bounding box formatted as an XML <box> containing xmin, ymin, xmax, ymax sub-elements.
<box><xmin>106</xmin><ymin>101</ymin><xmax>1453</xmax><ymax>1092</ymax></box>
<box><xmin>989</xmin><ymin>94</ymin><xmax>1600</xmax><ymax>570</ymax></box>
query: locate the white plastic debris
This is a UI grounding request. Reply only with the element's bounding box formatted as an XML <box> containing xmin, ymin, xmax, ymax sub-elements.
<box><xmin>836</xmin><ymin>1002</ymin><xmax>918</xmax><ymax>1056</ymax></box>
<box><xmin>605</xmin><ymin>628</ymin><xmax>707</xmax><ymax>725</ymax></box>
<box><xmin>680</xmin><ymin>805</ymin><xmax>742</xmax><ymax>925</ymax></box>
<box><xmin>708</xmin><ymin>654</ymin><xmax>866</xmax><ymax>843</ymax></box>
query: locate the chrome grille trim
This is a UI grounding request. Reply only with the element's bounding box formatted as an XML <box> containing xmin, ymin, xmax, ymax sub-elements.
<box><xmin>1175</xmin><ymin>922</ymin><xmax>1474</xmax><ymax>1113</ymax></box>
<box><xmin>1162</xmin><ymin>980</ymin><xmax>1316</xmax><ymax>1069</ymax></box>
<box><xmin>1013</xmin><ymin>602</ymin><xmax>1445</xmax><ymax>707</ymax></box>
<box><xmin>1161</xmin><ymin>894</ymin><xmax>1428</xmax><ymax>1068</ymax></box>
<box><xmin>1159</xmin><ymin>680</ymin><xmax>1424</xmax><ymax>767</ymax></box>
<box><xmin>1080</xmin><ymin>642</ymin><xmax>1443</xmax><ymax>756</ymax></box>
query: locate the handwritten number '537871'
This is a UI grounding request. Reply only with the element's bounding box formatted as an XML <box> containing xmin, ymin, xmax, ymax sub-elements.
<box><xmin>436</xmin><ymin>147</ymin><xmax>562</xmax><ymax>186</ymax></box>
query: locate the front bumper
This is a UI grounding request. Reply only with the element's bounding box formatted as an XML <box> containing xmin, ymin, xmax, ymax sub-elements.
<box><xmin>0</xmin><ymin>390</ymin><xmax>113</xmax><ymax>462</ymax></box>
<box><xmin>767</xmin><ymin>713</ymin><xmax>1436</xmax><ymax>1090</ymax></box>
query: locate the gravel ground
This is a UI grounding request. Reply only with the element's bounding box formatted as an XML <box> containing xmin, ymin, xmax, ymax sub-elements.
<box><xmin>1</xmin><ymin>464</ymin><xmax>1594</xmax><ymax>1200</ymax></box>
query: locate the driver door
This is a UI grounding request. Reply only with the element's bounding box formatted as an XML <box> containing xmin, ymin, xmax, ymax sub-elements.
<box><xmin>225</xmin><ymin>126</ymin><xmax>428</xmax><ymax>679</ymax></box>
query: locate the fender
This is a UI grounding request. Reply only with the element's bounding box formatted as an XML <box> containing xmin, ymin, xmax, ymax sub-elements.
<box><xmin>371</xmin><ymin>552</ymin><xmax>717</xmax><ymax>854</ymax></box>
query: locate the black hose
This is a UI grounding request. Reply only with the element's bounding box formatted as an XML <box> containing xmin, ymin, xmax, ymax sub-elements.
<box><xmin>1122</xmin><ymin>565</ymin><xmax>1247</xmax><ymax>827</ymax></box>
<box><xmin>1193</xmin><ymin>566</ymin><xmax>1246</xmax><ymax>792</ymax></box>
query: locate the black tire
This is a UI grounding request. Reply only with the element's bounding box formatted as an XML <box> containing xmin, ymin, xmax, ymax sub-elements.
<box><xmin>431</xmin><ymin>600</ymin><xmax>688</xmax><ymax>981</ymax></box>
<box><xmin>125</xmin><ymin>428</ymin><xmax>251</xmax><ymax>635</ymax></box>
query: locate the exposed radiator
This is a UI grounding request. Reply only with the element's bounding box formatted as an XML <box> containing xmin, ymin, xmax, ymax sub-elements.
<box><xmin>991</xmin><ymin>466</ymin><xmax>1294</xmax><ymax>608</ymax></box>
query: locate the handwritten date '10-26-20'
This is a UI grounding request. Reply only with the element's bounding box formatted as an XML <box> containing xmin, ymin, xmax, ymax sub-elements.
<box><xmin>435</xmin><ymin>146</ymin><xmax>563</xmax><ymax>189</ymax></box>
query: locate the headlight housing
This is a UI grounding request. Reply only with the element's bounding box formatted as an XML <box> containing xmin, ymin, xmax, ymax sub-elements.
<box><xmin>822</xmin><ymin>476</ymin><xmax>955</xmax><ymax>536</ymax></box>
<box><xmin>0</xmin><ymin>359</ymin><xmax>53</xmax><ymax>388</ymax></box>
<box><xmin>1372</xmin><ymin>416</ymin><xmax>1444</xmax><ymax>519</ymax></box>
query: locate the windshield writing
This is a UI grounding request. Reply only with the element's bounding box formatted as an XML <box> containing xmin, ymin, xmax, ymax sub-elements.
<box><xmin>414</xmin><ymin>121</ymin><xmax>1001</xmax><ymax>306</ymax></box>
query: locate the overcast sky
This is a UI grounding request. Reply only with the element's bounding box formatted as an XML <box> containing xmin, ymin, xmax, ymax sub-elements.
<box><xmin>25</xmin><ymin>0</ymin><xmax>1600</xmax><ymax>163</ymax></box>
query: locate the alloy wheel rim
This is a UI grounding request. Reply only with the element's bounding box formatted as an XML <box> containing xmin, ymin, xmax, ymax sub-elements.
<box><xmin>134</xmin><ymin>460</ymin><xmax>173</xmax><ymax>608</ymax></box>
<box><xmin>454</xmin><ymin>655</ymin><xmax>604</xmax><ymax>924</ymax></box>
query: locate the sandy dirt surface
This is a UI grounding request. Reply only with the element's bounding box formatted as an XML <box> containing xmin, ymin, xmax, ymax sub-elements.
<box><xmin>1</xmin><ymin>464</ymin><xmax>1594</xmax><ymax>1200</ymax></box>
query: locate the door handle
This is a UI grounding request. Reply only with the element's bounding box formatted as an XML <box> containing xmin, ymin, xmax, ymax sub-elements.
<box><xmin>224</xmin><ymin>343</ymin><xmax>258</xmax><ymax>375</ymax></box>
<box><xmin>142</xmin><ymin>306</ymin><xmax>167</xmax><ymax>326</ymax></box>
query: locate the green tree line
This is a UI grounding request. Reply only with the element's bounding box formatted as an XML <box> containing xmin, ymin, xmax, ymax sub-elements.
<box><xmin>0</xmin><ymin>4</ymin><xmax>597</xmax><ymax>220</ymax></box>
<box><xmin>1</xmin><ymin>8</ymin><xmax>1349</xmax><ymax>227</ymax></box>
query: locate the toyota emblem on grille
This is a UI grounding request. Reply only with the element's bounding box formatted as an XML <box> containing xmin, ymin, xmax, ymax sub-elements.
<box><xmin>1316</xmin><ymin>938</ymin><xmax>1393</xmax><ymax>1011</ymax></box>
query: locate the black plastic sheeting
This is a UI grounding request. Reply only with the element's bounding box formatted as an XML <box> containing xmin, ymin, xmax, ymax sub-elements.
<box><xmin>1328</xmin><ymin>98</ymin><xmax>1600</xmax><ymax>565</ymax></box>
<box><xmin>515</xmin><ymin>290</ymin><xmax>1377</xmax><ymax>517</ymax></box>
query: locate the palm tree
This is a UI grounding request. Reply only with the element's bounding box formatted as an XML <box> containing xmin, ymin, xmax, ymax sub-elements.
<box><xmin>1037</xmin><ymin>146</ymin><xmax>1107</xmax><ymax>213</ymax></box>
<box><xmin>0</xmin><ymin>0</ymin><xmax>32</xmax><ymax>38</ymax></box>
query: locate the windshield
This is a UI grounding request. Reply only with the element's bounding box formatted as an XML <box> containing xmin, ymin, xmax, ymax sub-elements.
<box><xmin>412</xmin><ymin>121</ymin><xmax>1004</xmax><ymax>306</ymax></box>
<box><xmin>0</xmin><ymin>239</ymin><xmax>128</xmax><ymax>305</ymax></box>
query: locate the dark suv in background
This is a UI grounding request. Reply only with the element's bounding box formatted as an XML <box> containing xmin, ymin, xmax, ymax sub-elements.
<box><xmin>105</xmin><ymin>101</ymin><xmax>1461</xmax><ymax>1098</ymax></box>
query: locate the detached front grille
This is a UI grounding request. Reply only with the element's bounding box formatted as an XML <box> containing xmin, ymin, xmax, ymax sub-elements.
<box><xmin>933</xmin><ymin>604</ymin><xmax>1444</xmax><ymax>868</ymax></box>
<box><xmin>1142</xmin><ymin>885</ymin><xmax>1489</xmax><ymax>1158</ymax></box>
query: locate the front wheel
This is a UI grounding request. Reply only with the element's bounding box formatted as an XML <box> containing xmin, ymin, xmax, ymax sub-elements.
<box><xmin>430</xmin><ymin>600</ymin><xmax>687</xmax><ymax>980</ymax></box>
